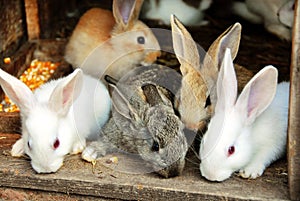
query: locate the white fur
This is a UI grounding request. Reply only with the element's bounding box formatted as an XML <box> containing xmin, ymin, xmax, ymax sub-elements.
<box><xmin>199</xmin><ymin>49</ymin><xmax>289</xmax><ymax>181</ymax></box>
<box><xmin>141</xmin><ymin>0</ymin><xmax>212</xmax><ymax>26</ymax></box>
<box><xmin>232</xmin><ymin>0</ymin><xmax>292</xmax><ymax>40</ymax></box>
<box><xmin>0</xmin><ymin>69</ymin><xmax>111</xmax><ymax>173</ymax></box>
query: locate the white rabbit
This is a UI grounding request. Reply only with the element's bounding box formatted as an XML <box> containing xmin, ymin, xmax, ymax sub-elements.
<box><xmin>0</xmin><ymin>68</ymin><xmax>111</xmax><ymax>173</ymax></box>
<box><xmin>199</xmin><ymin>48</ymin><xmax>289</xmax><ymax>181</ymax></box>
<box><xmin>232</xmin><ymin>0</ymin><xmax>292</xmax><ymax>40</ymax></box>
<box><xmin>141</xmin><ymin>0</ymin><xmax>212</xmax><ymax>26</ymax></box>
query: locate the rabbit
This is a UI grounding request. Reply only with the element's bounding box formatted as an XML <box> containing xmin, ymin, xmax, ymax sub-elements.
<box><xmin>199</xmin><ymin>48</ymin><xmax>289</xmax><ymax>181</ymax></box>
<box><xmin>170</xmin><ymin>15</ymin><xmax>249</xmax><ymax>132</ymax></box>
<box><xmin>65</xmin><ymin>0</ymin><xmax>161</xmax><ymax>80</ymax></box>
<box><xmin>232</xmin><ymin>0</ymin><xmax>292</xmax><ymax>41</ymax></box>
<box><xmin>141</xmin><ymin>0</ymin><xmax>212</xmax><ymax>26</ymax></box>
<box><xmin>278</xmin><ymin>0</ymin><xmax>294</xmax><ymax>28</ymax></box>
<box><xmin>0</xmin><ymin>68</ymin><xmax>111</xmax><ymax>173</ymax></box>
<box><xmin>82</xmin><ymin>65</ymin><xmax>191</xmax><ymax>178</ymax></box>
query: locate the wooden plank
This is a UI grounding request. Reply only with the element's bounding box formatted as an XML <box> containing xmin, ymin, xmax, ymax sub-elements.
<box><xmin>0</xmin><ymin>133</ymin><xmax>289</xmax><ymax>201</ymax></box>
<box><xmin>288</xmin><ymin>0</ymin><xmax>300</xmax><ymax>200</ymax></box>
<box><xmin>24</xmin><ymin>0</ymin><xmax>40</xmax><ymax>40</ymax></box>
<box><xmin>0</xmin><ymin>0</ymin><xmax>26</xmax><ymax>59</ymax></box>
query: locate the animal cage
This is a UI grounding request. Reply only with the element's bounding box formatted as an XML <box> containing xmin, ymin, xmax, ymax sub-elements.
<box><xmin>0</xmin><ymin>0</ymin><xmax>299</xmax><ymax>200</ymax></box>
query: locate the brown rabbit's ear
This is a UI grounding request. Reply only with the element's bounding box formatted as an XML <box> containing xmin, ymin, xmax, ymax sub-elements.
<box><xmin>205</xmin><ymin>23</ymin><xmax>241</xmax><ymax>68</ymax></box>
<box><xmin>113</xmin><ymin>0</ymin><xmax>143</xmax><ymax>29</ymax></box>
<box><xmin>171</xmin><ymin>14</ymin><xmax>200</xmax><ymax>75</ymax></box>
<box><xmin>171</xmin><ymin>15</ymin><xmax>210</xmax><ymax>131</ymax></box>
<box><xmin>202</xmin><ymin>22</ymin><xmax>242</xmax><ymax>104</ymax></box>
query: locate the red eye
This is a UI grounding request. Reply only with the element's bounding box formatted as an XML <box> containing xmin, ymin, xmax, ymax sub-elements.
<box><xmin>53</xmin><ymin>139</ymin><xmax>60</xmax><ymax>149</ymax></box>
<box><xmin>228</xmin><ymin>146</ymin><xmax>235</xmax><ymax>156</ymax></box>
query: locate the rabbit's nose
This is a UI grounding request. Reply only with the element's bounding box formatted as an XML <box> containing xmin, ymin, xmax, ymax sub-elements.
<box><xmin>157</xmin><ymin>157</ymin><xmax>185</xmax><ymax>178</ymax></box>
<box><xmin>143</xmin><ymin>50</ymin><xmax>161</xmax><ymax>64</ymax></box>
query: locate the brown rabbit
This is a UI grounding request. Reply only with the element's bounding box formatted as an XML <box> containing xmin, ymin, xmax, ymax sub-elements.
<box><xmin>65</xmin><ymin>0</ymin><xmax>161</xmax><ymax>80</ymax></box>
<box><xmin>171</xmin><ymin>15</ymin><xmax>253</xmax><ymax>132</ymax></box>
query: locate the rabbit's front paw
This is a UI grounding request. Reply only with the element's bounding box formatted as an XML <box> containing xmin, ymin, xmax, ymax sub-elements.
<box><xmin>71</xmin><ymin>140</ymin><xmax>86</xmax><ymax>154</ymax></box>
<box><xmin>81</xmin><ymin>141</ymin><xmax>107</xmax><ymax>162</ymax></box>
<box><xmin>11</xmin><ymin>138</ymin><xmax>25</xmax><ymax>157</ymax></box>
<box><xmin>239</xmin><ymin>164</ymin><xmax>265</xmax><ymax>179</ymax></box>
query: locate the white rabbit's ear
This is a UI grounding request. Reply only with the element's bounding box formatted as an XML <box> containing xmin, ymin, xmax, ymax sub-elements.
<box><xmin>49</xmin><ymin>69</ymin><xmax>83</xmax><ymax>116</ymax></box>
<box><xmin>0</xmin><ymin>69</ymin><xmax>36</xmax><ymax>114</ymax></box>
<box><xmin>235</xmin><ymin>66</ymin><xmax>278</xmax><ymax>125</ymax></box>
<box><xmin>113</xmin><ymin>0</ymin><xmax>143</xmax><ymax>28</ymax></box>
<box><xmin>171</xmin><ymin>14</ymin><xmax>200</xmax><ymax>75</ymax></box>
<box><xmin>215</xmin><ymin>48</ymin><xmax>238</xmax><ymax>112</ymax></box>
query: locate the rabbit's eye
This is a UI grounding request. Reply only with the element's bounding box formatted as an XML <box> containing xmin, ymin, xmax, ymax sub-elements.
<box><xmin>227</xmin><ymin>146</ymin><xmax>235</xmax><ymax>156</ymax></box>
<box><xmin>204</xmin><ymin>95</ymin><xmax>211</xmax><ymax>108</ymax></box>
<box><xmin>151</xmin><ymin>140</ymin><xmax>160</xmax><ymax>152</ymax></box>
<box><xmin>137</xmin><ymin>36</ymin><xmax>145</xmax><ymax>44</ymax></box>
<box><xmin>53</xmin><ymin>139</ymin><xmax>60</xmax><ymax>149</ymax></box>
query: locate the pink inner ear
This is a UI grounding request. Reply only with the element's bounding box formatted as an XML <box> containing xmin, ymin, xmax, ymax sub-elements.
<box><xmin>63</xmin><ymin>87</ymin><xmax>72</xmax><ymax>106</ymax></box>
<box><xmin>247</xmin><ymin>87</ymin><xmax>257</xmax><ymax>117</ymax></box>
<box><xmin>119</xmin><ymin>0</ymin><xmax>135</xmax><ymax>24</ymax></box>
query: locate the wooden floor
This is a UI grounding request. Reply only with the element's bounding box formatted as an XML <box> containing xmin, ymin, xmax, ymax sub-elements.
<box><xmin>0</xmin><ymin>133</ymin><xmax>289</xmax><ymax>200</ymax></box>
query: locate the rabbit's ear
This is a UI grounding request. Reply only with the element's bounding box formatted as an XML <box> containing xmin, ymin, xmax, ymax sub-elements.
<box><xmin>0</xmin><ymin>69</ymin><xmax>36</xmax><ymax>114</ymax></box>
<box><xmin>105</xmin><ymin>75</ymin><xmax>135</xmax><ymax>120</ymax></box>
<box><xmin>202</xmin><ymin>23</ymin><xmax>241</xmax><ymax>103</ymax></box>
<box><xmin>113</xmin><ymin>0</ymin><xmax>143</xmax><ymax>28</ymax></box>
<box><xmin>49</xmin><ymin>69</ymin><xmax>83</xmax><ymax>116</ymax></box>
<box><xmin>142</xmin><ymin>84</ymin><xmax>162</xmax><ymax>106</ymax></box>
<box><xmin>215</xmin><ymin>48</ymin><xmax>238</xmax><ymax>113</ymax></box>
<box><xmin>171</xmin><ymin>14</ymin><xmax>200</xmax><ymax>75</ymax></box>
<box><xmin>235</xmin><ymin>66</ymin><xmax>278</xmax><ymax>125</ymax></box>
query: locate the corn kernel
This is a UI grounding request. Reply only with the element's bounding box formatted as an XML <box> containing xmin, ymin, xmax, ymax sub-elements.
<box><xmin>4</xmin><ymin>57</ymin><xmax>11</xmax><ymax>64</ymax></box>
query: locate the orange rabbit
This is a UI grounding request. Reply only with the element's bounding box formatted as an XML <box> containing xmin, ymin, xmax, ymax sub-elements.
<box><xmin>65</xmin><ymin>0</ymin><xmax>161</xmax><ymax>79</ymax></box>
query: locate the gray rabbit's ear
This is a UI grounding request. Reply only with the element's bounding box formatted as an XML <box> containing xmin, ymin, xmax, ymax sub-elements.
<box><xmin>142</xmin><ymin>84</ymin><xmax>163</xmax><ymax>106</ymax></box>
<box><xmin>142</xmin><ymin>84</ymin><xmax>175</xmax><ymax>108</ymax></box>
<box><xmin>105</xmin><ymin>75</ymin><xmax>135</xmax><ymax>120</ymax></box>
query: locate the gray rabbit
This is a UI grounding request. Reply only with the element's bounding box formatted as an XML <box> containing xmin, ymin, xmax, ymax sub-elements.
<box><xmin>82</xmin><ymin>65</ymin><xmax>192</xmax><ymax>178</ymax></box>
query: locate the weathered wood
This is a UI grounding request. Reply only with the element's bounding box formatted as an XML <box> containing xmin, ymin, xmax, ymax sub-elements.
<box><xmin>0</xmin><ymin>0</ymin><xmax>26</xmax><ymax>60</ymax></box>
<box><xmin>0</xmin><ymin>133</ymin><xmax>290</xmax><ymax>201</ymax></box>
<box><xmin>288</xmin><ymin>0</ymin><xmax>300</xmax><ymax>200</ymax></box>
<box><xmin>24</xmin><ymin>0</ymin><xmax>40</xmax><ymax>40</ymax></box>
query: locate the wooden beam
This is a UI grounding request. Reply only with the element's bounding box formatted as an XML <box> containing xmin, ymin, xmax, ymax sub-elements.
<box><xmin>288</xmin><ymin>0</ymin><xmax>300</xmax><ymax>200</ymax></box>
<box><xmin>24</xmin><ymin>0</ymin><xmax>40</xmax><ymax>40</ymax></box>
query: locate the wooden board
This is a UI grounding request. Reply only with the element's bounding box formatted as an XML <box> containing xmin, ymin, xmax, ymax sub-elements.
<box><xmin>0</xmin><ymin>133</ymin><xmax>289</xmax><ymax>200</ymax></box>
<box><xmin>288</xmin><ymin>0</ymin><xmax>300</xmax><ymax>200</ymax></box>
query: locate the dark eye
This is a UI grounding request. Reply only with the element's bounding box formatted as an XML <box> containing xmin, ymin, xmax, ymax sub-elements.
<box><xmin>204</xmin><ymin>95</ymin><xmax>211</xmax><ymax>108</ymax></box>
<box><xmin>137</xmin><ymin>36</ymin><xmax>145</xmax><ymax>44</ymax></box>
<box><xmin>151</xmin><ymin>140</ymin><xmax>160</xmax><ymax>152</ymax></box>
<box><xmin>228</xmin><ymin>146</ymin><xmax>235</xmax><ymax>156</ymax></box>
<box><xmin>53</xmin><ymin>139</ymin><xmax>60</xmax><ymax>149</ymax></box>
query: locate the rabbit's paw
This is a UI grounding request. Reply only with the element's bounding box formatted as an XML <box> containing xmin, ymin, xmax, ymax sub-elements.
<box><xmin>71</xmin><ymin>140</ymin><xmax>86</xmax><ymax>154</ymax></box>
<box><xmin>81</xmin><ymin>141</ymin><xmax>107</xmax><ymax>162</ymax></box>
<box><xmin>11</xmin><ymin>138</ymin><xmax>25</xmax><ymax>157</ymax></box>
<box><xmin>239</xmin><ymin>164</ymin><xmax>265</xmax><ymax>179</ymax></box>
